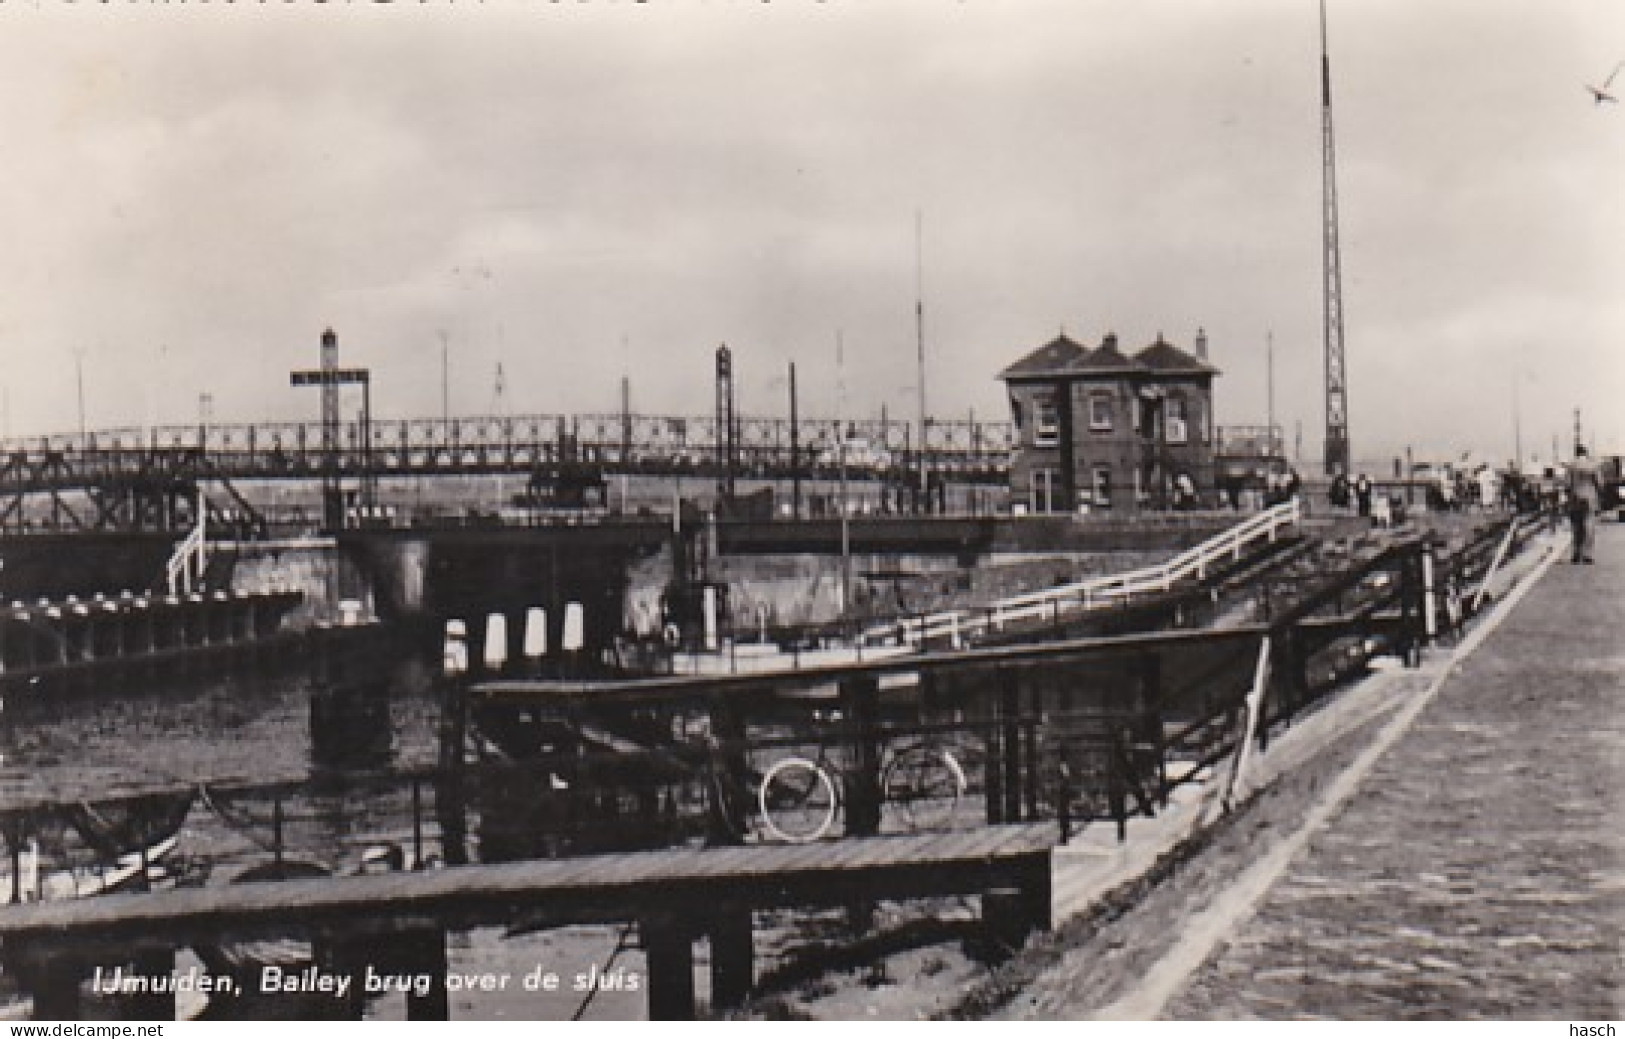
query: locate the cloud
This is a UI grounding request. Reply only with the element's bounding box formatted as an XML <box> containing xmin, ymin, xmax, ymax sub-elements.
<box><xmin>0</xmin><ymin>0</ymin><xmax>1616</xmax><ymax>463</ymax></box>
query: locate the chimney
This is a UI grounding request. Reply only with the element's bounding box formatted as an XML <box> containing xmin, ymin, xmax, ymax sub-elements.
<box><xmin>1194</xmin><ymin>327</ymin><xmax>1208</xmax><ymax>361</ymax></box>
<box><xmin>1102</xmin><ymin>331</ymin><xmax>1119</xmax><ymax>352</ymax></box>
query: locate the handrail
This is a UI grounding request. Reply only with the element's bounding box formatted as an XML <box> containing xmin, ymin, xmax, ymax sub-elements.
<box><xmin>164</xmin><ymin>493</ymin><xmax>208</xmax><ymax>596</ymax></box>
<box><xmin>864</xmin><ymin>498</ymin><xmax>1302</xmax><ymax>649</ymax></box>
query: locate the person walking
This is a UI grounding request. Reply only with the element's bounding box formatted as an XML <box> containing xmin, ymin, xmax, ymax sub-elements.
<box><xmin>1567</xmin><ymin>445</ymin><xmax>1601</xmax><ymax>563</ymax></box>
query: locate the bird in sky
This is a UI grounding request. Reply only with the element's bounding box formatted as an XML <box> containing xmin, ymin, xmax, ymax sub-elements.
<box><xmin>1585</xmin><ymin>61</ymin><xmax>1621</xmax><ymax>105</ymax></box>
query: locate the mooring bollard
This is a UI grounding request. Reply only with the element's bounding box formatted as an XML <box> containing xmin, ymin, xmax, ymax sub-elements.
<box><xmin>562</xmin><ymin>602</ymin><xmax>585</xmax><ymax>677</ymax></box>
<box><xmin>522</xmin><ymin>607</ymin><xmax>547</xmax><ymax>675</ymax></box>
<box><xmin>483</xmin><ymin>612</ymin><xmax>508</xmax><ymax>675</ymax></box>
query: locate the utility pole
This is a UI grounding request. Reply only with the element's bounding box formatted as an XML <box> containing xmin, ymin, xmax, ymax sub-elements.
<box><xmin>915</xmin><ymin>210</ymin><xmax>929</xmax><ymax>507</ymax></box>
<box><xmin>1319</xmin><ymin>0</ymin><xmax>1351</xmax><ymax>476</ymax></box>
<box><xmin>438</xmin><ymin>330</ymin><xmax>450</xmax><ymax>426</ymax></box>
<box><xmin>74</xmin><ymin>349</ymin><xmax>87</xmax><ymax>441</ymax></box>
<box><xmin>714</xmin><ymin>345</ymin><xmax>737</xmax><ymax>506</ymax></box>
<box><xmin>1511</xmin><ymin>374</ymin><xmax>1521</xmax><ymax>470</ymax></box>
<box><xmin>789</xmin><ymin>360</ymin><xmax>801</xmax><ymax>519</ymax></box>
<box><xmin>1266</xmin><ymin>330</ymin><xmax>1276</xmax><ymax>456</ymax></box>
<box><xmin>837</xmin><ymin>331</ymin><xmax>850</xmax><ymax>616</ymax></box>
<box><xmin>1573</xmin><ymin>407</ymin><xmax>1583</xmax><ymax>457</ymax></box>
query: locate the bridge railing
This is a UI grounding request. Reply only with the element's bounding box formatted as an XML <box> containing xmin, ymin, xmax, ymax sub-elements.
<box><xmin>862</xmin><ymin>498</ymin><xmax>1303</xmax><ymax>649</ymax></box>
<box><xmin>0</xmin><ymin>413</ymin><xmax>1019</xmax><ymax>476</ymax></box>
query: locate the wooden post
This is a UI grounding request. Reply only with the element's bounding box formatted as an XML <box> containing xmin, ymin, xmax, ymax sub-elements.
<box><xmin>707</xmin><ymin>696</ymin><xmax>749</xmax><ymax>845</ymax></box>
<box><xmin>438</xmin><ymin>621</ymin><xmax>470</xmax><ymax>866</ymax></box>
<box><xmin>841</xmin><ymin>675</ymin><xmax>882</xmax><ymax>838</ymax></box>
<box><xmin>1398</xmin><ymin>550</ymin><xmax>1421</xmax><ymax>668</ymax></box>
<box><xmin>30</xmin><ymin>954</ymin><xmax>82</xmax><ymax>1020</ymax></box>
<box><xmin>327</xmin><ymin>940</ymin><xmax>368</xmax><ymax>1021</ymax></box>
<box><xmin>983</xmin><ymin>854</ymin><xmax>1051</xmax><ymax>961</ymax></box>
<box><xmin>641</xmin><ymin>914</ymin><xmax>696</xmax><ymax>1021</ymax></box>
<box><xmin>405</xmin><ymin>931</ymin><xmax>449</xmax><ymax>1021</ymax></box>
<box><xmin>125</xmin><ymin>947</ymin><xmax>176</xmax><ymax>1021</ymax></box>
<box><xmin>984</xmin><ymin>671</ymin><xmax>1005</xmax><ymax>825</ymax></box>
<box><xmin>1021</xmin><ymin>852</ymin><xmax>1054</xmax><ymax>932</ymax></box>
<box><xmin>411</xmin><ymin>777</ymin><xmax>424</xmax><ymax>867</ymax></box>
<box><xmin>1287</xmin><ymin>627</ymin><xmax>1308</xmax><ymax>715</ymax></box>
<box><xmin>272</xmin><ymin>798</ymin><xmax>284</xmax><ymax>867</ymax></box>
<box><xmin>981</xmin><ymin>887</ymin><xmax>1031</xmax><ymax>959</ymax></box>
<box><xmin>1108</xmin><ymin>728</ymin><xmax>1129</xmax><ymax>843</ymax></box>
<box><xmin>1021</xmin><ymin>716</ymin><xmax>1040</xmax><ymax>821</ymax></box>
<box><xmin>9</xmin><ymin>815</ymin><xmax>21</xmax><ymax>903</ymax></box>
<box><xmin>1000</xmin><ymin>672</ymin><xmax>1022</xmax><ymax>822</ymax></box>
<box><xmin>708</xmin><ymin>906</ymin><xmax>754</xmax><ymax>1012</ymax></box>
<box><xmin>1139</xmin><ymin>652</ymin><xmax>1168</xmax><ymax>808</ymax></box>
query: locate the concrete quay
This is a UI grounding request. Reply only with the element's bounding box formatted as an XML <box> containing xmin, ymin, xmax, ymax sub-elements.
<box><xmin>991</xmin><ymin>522</ymin><xmax>1619</xmax><ymax>1020</ymax></box>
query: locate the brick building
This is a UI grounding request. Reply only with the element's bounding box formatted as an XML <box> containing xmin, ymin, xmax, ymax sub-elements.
<box><xmin>999</xmin><ymin>329</ymin><xmax>1219</xmax><ymax>513</ymax></box>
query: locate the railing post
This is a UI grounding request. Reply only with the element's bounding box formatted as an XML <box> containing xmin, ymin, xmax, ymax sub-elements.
<box><xmin>1107</xmin><ymin>728</ymin><xmax>1128</xmax><ymax>843</ymax></box>
<box><xmin>1421</xmin><ymin>542</ymin><xmax>1438</xmax><ymax>647</ymax></box>
<box><xmin>1223</xmin><ymin>635</ymin><xmax>1272</xmax><ymax>812</ymax></box>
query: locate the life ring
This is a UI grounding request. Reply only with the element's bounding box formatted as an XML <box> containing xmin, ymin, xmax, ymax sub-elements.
<box><xmin>663</xmin><ymin>622</ymin><xmax>681</xmax><ymax>647</ymax></box>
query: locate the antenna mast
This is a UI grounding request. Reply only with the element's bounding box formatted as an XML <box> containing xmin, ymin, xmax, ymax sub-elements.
<box><xmin>1319</xmin><ymin>0</ymin><xmax>1351</xmax><ymax>476</ymax></box>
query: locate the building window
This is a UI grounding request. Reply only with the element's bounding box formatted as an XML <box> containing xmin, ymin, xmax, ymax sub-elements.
<box><xmin>1166</xmin><ymin>396</ymin><xmax>1188</xmax><ymax>444</ymax></box>
<box><xmin>1088</xmin><ymin>394</ymin><xmax>1113</xmax><ymax>432</ymax></box>
<box><xmin>1032</xmin><ymin>467</ymin><xmax>1062</xmax><ymax>512</ymax></box>
<box><xmin>1034</xmin><ymin>394</ymin><xmax>1059</xmax><ymax>447</ymax></box>
<box><xmin>1091</xmin><ymin>466</ymin><xmax>1113</xmax><ymax>507</ymax></box>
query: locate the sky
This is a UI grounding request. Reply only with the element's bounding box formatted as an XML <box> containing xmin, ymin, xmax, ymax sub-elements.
<box><xmin>0</xmin><ymin>0</ymin><xmax>1620</xmax><ymax>469</ymax></box>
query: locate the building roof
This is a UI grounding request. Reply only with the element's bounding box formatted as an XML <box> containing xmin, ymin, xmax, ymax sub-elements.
<box><xmin>1134</xmin><ymin>334</ymin><xmax>1219</xmax><ymax>375</ymax></box>
<box><xmin>997</xmin><ymin>333</ymin><xmax>1094</xmax><ymax>380</ymax></box>
<box><xmin>999</xmin><ymin>329</ymin><xmax>1221</xmax><ymax>383</ymax></box>
<box><xmin>1073</xmin><ymin>332</ymin><xmax>1143</xmax><ymax>374</ymax></box>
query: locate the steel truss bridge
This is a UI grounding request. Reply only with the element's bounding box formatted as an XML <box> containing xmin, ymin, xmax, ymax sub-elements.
<box><xmin>0</xmin><ymin>414</ymin><xmax>1284</xmax><ymax>535</ymax></box>
<box><xmin>0</xmin><ymin>413</ymin><xmax>1015</xmax><ymax>534</ymax></box>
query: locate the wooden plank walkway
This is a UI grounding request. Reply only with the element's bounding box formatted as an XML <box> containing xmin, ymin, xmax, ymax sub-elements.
<box><xmin>0</xmin><ymin>824</ymin><xmax>1055</xmax><ymax>945</ymax></box>
<box><xmin>0</xmin><ymin>823</ymin><xmax>1058</xmax><ymax>1020</ymax></box>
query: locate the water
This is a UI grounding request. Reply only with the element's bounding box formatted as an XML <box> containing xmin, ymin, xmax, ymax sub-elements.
<box><xmin>0</xmin><ymin>648</ymin><xmax>649</xmax><ymax>1021</ymax></box>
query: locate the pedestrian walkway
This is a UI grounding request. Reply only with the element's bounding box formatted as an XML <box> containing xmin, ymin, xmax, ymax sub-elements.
<box><xmin>1122</xmin><ymin>523</ymin><xmax>1625</xmax><ymax>1019</ymax></box>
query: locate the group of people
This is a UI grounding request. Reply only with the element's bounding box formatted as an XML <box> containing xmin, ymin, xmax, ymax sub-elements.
<box><xmin>1327</xmin><ymin>471</ymin><xmax>1382</xmax><ymax>517</ymax></box>
<box><xmin>1328</xmin><ymin>451</ymin><xmax>1605</xmax><ymax>564</ymax></box>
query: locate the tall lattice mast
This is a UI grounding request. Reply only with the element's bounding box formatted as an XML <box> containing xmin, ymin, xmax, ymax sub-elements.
<box><xmin>1320</xmin><ymin>0</ymin><xmax>1351</xmax><ymax>476</ymax></box>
